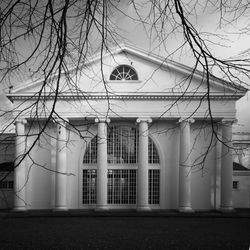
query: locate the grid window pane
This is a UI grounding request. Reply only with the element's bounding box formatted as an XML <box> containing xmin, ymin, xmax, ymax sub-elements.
<box><xmin>149</xmin><ymin>169</ymin><xmax>160</xmax><ymax>204</ymax></box>
<box><xmin>0</xmin><ymin>181</ymin><xmax>8</xmax><ymax>189</ymax></box>
<box><xmin>83</xmin><ymin>137</ymin><xmax>97</xmax><ymax>164</ymax></box>
<box><xmin>108</xmin><ymin>169</ymin><xmax>137</xmax><ymax>204</ymax></box>
<box><xmin>148</xmin><ymin>137</ymin><xmax>160</xmax><ymax>164</ymax></box>
<box><xmin>233</xmin><ymin>181</ymin><xmax>239</xmax><ymax>190</ymax></box>
<box><xmin>0</xmin><ymin>180</ymin><xmax>13</xmax><ymax>189</ymax></box>
<box><xmin>83</xmin><ymin>126</ymin><xmax>160</xmax><ymax>165</ymax></box>
<box><xmin>108</xmin><ymin>127</ymin><xmax>138</xmax><ymax>164</ymax></box>
<box><xmin>82</xmin><ymin>170</ymin><xmax>97</xmax><ymax>204</ymax></box>
<box><xmin>8</xmin><ymin>181</ymin><xmax>14</xmax><ymax>189</ymax></box>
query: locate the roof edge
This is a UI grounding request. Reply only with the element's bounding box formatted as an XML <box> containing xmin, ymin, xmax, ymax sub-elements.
<box><xmin>10</xmin><ymin>43</ymin><xmax>249</xmax><ymax>94</ymax></box>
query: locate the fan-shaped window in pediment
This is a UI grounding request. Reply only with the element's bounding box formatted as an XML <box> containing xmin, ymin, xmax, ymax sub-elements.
<box><xmin>109</xmin><ymin>65</ymin><xmax>138</xmax><ymax>81</ymax></box>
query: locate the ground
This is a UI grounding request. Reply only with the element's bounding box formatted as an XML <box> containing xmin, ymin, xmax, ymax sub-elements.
<box><xmin>0</xmin><ymin>212</ymin><xmax>250</xmax><ymax>249</ymax></box>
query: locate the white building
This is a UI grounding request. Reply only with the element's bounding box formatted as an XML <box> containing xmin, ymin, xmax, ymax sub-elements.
<box><xmin>232</xmin><ymin>132</ymin><xmax>250</xmax><ymax>208</ymax></box>
<box><xmin>0</xmin><ymin>44</ymin><xmax>248</xmax><ymax>211</ymax></box>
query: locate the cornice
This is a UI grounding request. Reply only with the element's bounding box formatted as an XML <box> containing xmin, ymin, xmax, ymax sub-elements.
<box><xmin>7</xmin><ymin>92</ymin><xmax>243</xmax><ymax>101</ymax></box>
<box><xmin>233</xmin><ymin>171</ymin><xmax>250</xmax><ymax>176</ymax></box>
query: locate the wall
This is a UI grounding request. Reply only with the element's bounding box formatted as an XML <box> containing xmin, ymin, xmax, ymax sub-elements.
<box><xmin>25</xmin><ymin>123</ymin><xmax>55</xmax><ymax>209</ymax></box>
<box><xmin>0</xmin><ymin>135</ymin><xmax>15</xmax><ymax>209</ymax></box>
<box><xmin>63</xmin><ymin>119</ymin><xmax>217</xmax><ymax>210</ymax></box>
<box><xmin>233</xmin><ymin>172</ymin><xmax>250</xmax><ymax>208</ymax></box>
<box><xmin>0</xmin><ymin>120</ymin><xmax>232</xmax><ymax>211</ymax></box>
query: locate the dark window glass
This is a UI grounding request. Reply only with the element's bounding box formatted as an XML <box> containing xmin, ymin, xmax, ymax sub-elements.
<box><xmin>233</xmin><ymin>181</ymin><xmax>239</xmax><ymax>190</ymax></box>
<box><xmin>149</xmin><ymin>169</ymin><xmax>160</xmax><ymax>204</ymax></box>
<box><xmin>82</xmin><ymin>170</ymin><xmax>96</xmax><ymax>204</ymax></box>
<box><xmin>83</xmin><ymin>126</ymin><xmax>160</xmax><ymax>165</ymax></box>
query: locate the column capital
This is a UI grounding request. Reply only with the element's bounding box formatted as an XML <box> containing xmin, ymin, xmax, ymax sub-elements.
<box><xmin>178</xmin><ymin>118</ymin><xmax>195</xmax><ymax>124</ymax></box>
<box><xmin>136</xmin><ymin>118</ymin><xmax>152</xmax><ymax>124</ymax></box>
<box><xmin>95</xmin><ymin>117</ymin><xmax>110</xmax><ymax>123</ymax></box>
<box><xmin>221</xmin><ymin>118</ymin><xmax>237</xmax><ymax>125</ymax></box>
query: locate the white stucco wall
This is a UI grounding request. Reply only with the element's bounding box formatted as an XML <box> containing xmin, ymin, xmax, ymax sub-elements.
<box><xmin>3</xmin><ymin>47</ymin><xmax>244</xmax><ymax>210</ymax></box>
<box><xmin>0</xmin><ymin>137</ymin><xmax>15</xmax><ymax>209</ymax></box>
<box><xmin>25</xmin><ymin>124</ymin><xmax>55</xmax><ymax>209</ymax></box>
<box><xmin>17</xmin><ymin>119</ymin><xmax>219</xmax><ymax>210</ymax></box>
<box><xmin>233</xmin><ymin>172</ymin><xmax>250</xmax><ymax>208</ymax></box>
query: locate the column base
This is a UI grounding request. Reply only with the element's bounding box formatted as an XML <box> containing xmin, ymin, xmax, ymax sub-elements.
<box><xmin>53</xmin><ymin>206</ymin><xmax>68</xmax><ymax>212</ymax></box>
<box><xmin>179</xmin><ymin>206</ymin><xmax>194</xmax><ymax>213</ymax></box>
<box><xmin>12</xmin><ymin>207</ymin><xmax>27</xmax><ymax>212</ymax></box>
<box><xmin>95</xmin><ymin>205</ymin><xmax>109</xmax><ymax>212</ymax></box>
<box><xmin>220</xmin><ymin>206</ymin><xmax>234</xmax><ymax>213</ymax></box>
<box><xmin>136</xmin><ymin>206</ymin><xmax>151</xmax><ymax>212</ymax></box>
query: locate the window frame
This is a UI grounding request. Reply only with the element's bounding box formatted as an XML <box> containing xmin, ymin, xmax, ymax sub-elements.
<box><xmin>232</xmin><ymin>180</ymin><xmax>239</xmax><ymax>190</ymax></box>
<box><xmin>109</xmin><ymin>65</ymin><xmax>139</xmax><ymax>81</ymax></box>
<box><xmin>82</xmin><ymin>125</ymin><xmax>161</xmax><ymax>207</ymax></box>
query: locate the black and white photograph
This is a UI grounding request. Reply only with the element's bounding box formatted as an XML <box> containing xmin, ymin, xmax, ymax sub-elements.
<box><xmin>0</xmin><ymin>0</ymin><xmax>250</xmax><ymax>249</ymax></box>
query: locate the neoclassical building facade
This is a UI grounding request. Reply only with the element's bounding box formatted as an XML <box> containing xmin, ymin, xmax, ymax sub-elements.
<box><xmin>2</xmin><ymin>44</ymin><xmax>248</xmax><ymax>211</ymax></box>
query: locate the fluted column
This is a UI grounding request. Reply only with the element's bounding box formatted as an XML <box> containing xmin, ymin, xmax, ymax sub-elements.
<box><xmin>13</xmin><ymin>119</ymin><xmax>27</xmax><ymax>211</ymax></box>
<box><xmin>136</xmin><ymin>118</ymin><xmax>152</xmax><ymax>211</ymax></box>
<box><xmin>54</xmin><ymin>119</ymin><xmax>68</xmax><ymax>211</ymax></box>
<box><xmin>95</xmin><ymin>117</ymin><xmax>110</xmax><ymax>211</ymax></box>
<box><xmin>178</xmin><ymin>118</ymin><xmax>195</xmax><ymax>212</ymax></box>
<box><xmin>220</xmin><ymin>119</ymin><xmax>235</xmax><ymax>212</ymax></box>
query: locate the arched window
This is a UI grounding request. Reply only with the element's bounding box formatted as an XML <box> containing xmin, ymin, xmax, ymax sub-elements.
<box><xmin>83</xmin><ymin>126</ymin><xmax>159</xmax><ymax>164</ymax></box>
<box><xmin>82</xmin><ymin>125</ymin><xmax>160</xmax><ymax>205</ymax></box>
<box><xmin>109</xmin><ymin>65</ymin><xmax>138</xmax><ymax>81</ymax></box>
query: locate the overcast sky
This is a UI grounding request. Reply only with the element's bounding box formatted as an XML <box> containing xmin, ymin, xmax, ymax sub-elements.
<box><xmin>1</xmin><ymin>0</ymin><xmax>249</xmax><ymax>132</ymax></box>
<box><xmin>112</xmin><ymin>1</ymin><xmax>250</xmax><ymax>132</ymax></box>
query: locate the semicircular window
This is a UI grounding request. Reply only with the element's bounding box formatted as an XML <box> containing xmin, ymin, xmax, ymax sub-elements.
<box><xmin>83</xmin><ymin>126</ymin><xmax>159</xmax><ymax>164</ymax></box>
<box><xmin>110</xmin><ymin>65</ymin><xmax>138</xmax><ymax>81</ymax></box>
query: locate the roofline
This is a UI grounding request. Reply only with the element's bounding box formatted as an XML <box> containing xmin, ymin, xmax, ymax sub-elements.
<box><xmin>9</xmin><ymin>43</ymin><xmax>249</xmax><ymax>94</ymax></box>
<box><xmin>118</xmin><ymin>44</ymin><xmax>248</xmax><ymax>92</ymax></box>
<box><xmin>7</xmin><ymin>91</ymin><xmax>245</xmax><ymax>101</ymax></box>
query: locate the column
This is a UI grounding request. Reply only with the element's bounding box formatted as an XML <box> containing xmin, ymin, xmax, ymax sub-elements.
<box><xmin>136</xmin><ymin>118</ymin><xmax>152</xmax><ymax>211</ymax></box>
<box><xmin>95</xmin><ymin>117</ymin><xmax>110</xmax><ymax>211</ymax></box>
<box><xmin>214</xmin><ymin>124</ymin><xmax>222</xmax><ymax>210</ymax></box>
<box><xmin>13</xmin><ymin>119</ymin><xmax>27</xmax><ymax>211</ymax></box>
<box><xmin>220</xmin><ymin>119</ymin><xmax>235</xmax><ymax>212</ymax></box>
<box><xmin>54</xmin><ymin>119</ymin><xmax>68</xmax><ymax>211</ymax></box>
<box><xmin>178</xmin><ymin>118</ymin><xmax>195</xmax><ymax>212</ymax></box>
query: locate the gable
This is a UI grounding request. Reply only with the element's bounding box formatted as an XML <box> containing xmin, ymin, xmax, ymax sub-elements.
<box><xmin>9</xmin><ymin>44</ymin><xmax>247</xmax><ymax>99</ymax></box>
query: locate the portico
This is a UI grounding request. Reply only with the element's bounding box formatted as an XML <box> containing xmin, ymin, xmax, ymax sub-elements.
<box><xmin>12</xmin><ymin>116</ymin><xmax>236</xmax><ymax>212</ymax></box>
<box><xmin>7</xmin><ymin>44</ymin><xmax>246</xmax><ymax>211</ymax></box>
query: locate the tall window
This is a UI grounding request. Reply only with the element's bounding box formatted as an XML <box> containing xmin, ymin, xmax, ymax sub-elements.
<box><xmin>0</xmin><ymin>162</ymin><xmax>14</xmax><ymax>190</ymax></box>
<box><xmin>149</xmin><ymin>170</ymin><xmax>160</xmax><ymax>204</ymax></box>
<box><xmin>82</xmin><ymin>170</ymin><xmax>96</xmax><ymax>204</ymax></box>
<box><xmin>83</xmin><ymin>126</ymin><xmax>159</xmax><ymax>164</ymax></box>
<box><xmin>83</xmin><ymin>125</ymin><xmax>160</xmax><ymax>206</ymax></box>
<box><xmin>109</xmin><ymin>65</ymin><xmax>138</xmax><ymax>81</ymax></box>
<box><xmin>108</xmin><ymin>169</ymin><xmax>137</xmax><ymax>204</ymax></box>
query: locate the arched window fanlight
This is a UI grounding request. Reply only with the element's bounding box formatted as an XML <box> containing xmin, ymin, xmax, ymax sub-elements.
<box><xmin>83</xmin><ymin>126</ymin><xmax>159</xmax><ymax>164</ymax></box>
<box><xmin>109</xmin><ymin>65</ymin><xmax>138</xmax><ymax>81</ymax></box>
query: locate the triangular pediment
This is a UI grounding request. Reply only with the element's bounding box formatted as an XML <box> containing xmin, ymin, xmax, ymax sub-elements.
<box><xmin>8</xmin><ymin>44</ymin><xmax>247</xmax><ymax>99</ymax></box>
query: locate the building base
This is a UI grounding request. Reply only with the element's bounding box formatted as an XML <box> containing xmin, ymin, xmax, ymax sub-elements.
<box><xmin>95</xmin><ymin>205</ymin><xmax>109</xmax><ymax>212</ymax></box>
<box><xmin>220</xmin><ymin>206</ymin><xmax>235</xmax><ymax>213</ymax></box>
<box><xmin>179</xmin><ymin>206</ymin><xmax>194</xmax><ymax>213</ymax></box>
<box><xmin>53</xmin><ymin>206</ymin><xmax>68</xmax><ymax>212</ymax></box>
<box><xmin>12</xmin><ymin>206</ymin><xmax>27</xmax><ymax>212</ymax></box>
<box><xmin>136</xmin><ymin>206</ymin><xmax>151</xmax><ymax>212</ymax></box>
